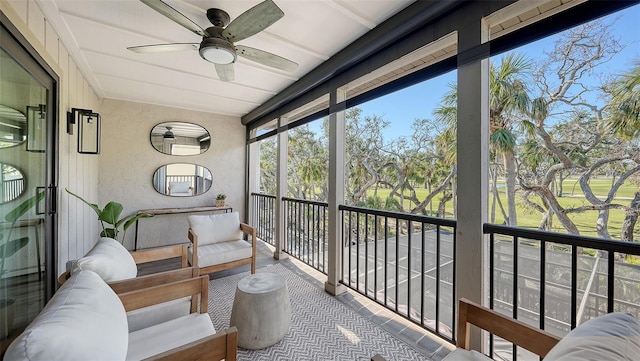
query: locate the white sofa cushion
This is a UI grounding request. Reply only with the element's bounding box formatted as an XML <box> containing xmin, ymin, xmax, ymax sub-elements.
<box><xmin>72</xmin><ymin>237</ymin><xmax>138</xmax><ymax>282</ymax></box>
<box><xmin>188</xmin><ymin>212</ymin><xmax>243</xmax><ymax>246</ymax></box>
<box><xmin>442</xmin><ymin>349</ymin><xmax>492</xmax><ymax>361</ymax></box>
<box><xmin>126</xmin><ymin>296</ymin><xmax>192</xmax><ymax>332</ymax></box>
<box><xmin>126</xmin><ymin>313</ymin><xmax>215</xmax><ymax>360</ymax></box>
<box><xmin>545</xmin><ymin>312</ymin><xmax>640</xmax><ymax>361</ymax></box>
<box><xmin>169</xmin><ymin>181</ymin><xmax>191</xmax><ymax>193</ymax></box>
<box><xmin>5</xmin><ymin>270</ymin><xmax>128</xmax><ymax>361</ymax></box>
<box><xmin>188</xmin><ymin>239</ymin><xmax>252</xmax><ymax>267</ymax></box>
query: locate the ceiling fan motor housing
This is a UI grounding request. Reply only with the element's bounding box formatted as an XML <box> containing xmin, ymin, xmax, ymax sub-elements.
<box><xmin>206</xmin><ymin>8</ymin><xmax>231</xmax><ymax>27</ymax></box>
<box><xmin>199</xmin><ymin>27</ymin><xmax>237</xmax><ymax>64</ymax></box>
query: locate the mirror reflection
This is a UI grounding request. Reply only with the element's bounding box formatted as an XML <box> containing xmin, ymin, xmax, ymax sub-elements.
<box><xmin>0</xmin><ymin>105</ymin><xmax>26</xmax><ymax>149</ymax></box>
<box><xmin>0</xmin><ymin>163</ymin><xmax>25</xmax><ymax>203</ymax></box>
<box><xmin>150</xmin><ymin>122</ymin><xmax>210</xmax><ymax>155</ymax></box>
<box><xmin>153</xmin><ymin>163</ymin><xmax>212</xmax><ymax>197</ymax></box>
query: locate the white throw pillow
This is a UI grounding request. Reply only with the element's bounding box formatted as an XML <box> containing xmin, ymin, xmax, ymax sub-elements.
<box><xmin>188</xmin><ymin>211</ymin><xmax>242</xmax><ymax>246</ymax></box>
<box><xmin>545</xmin><ymin>312</ymin><xmax>640</xmax><ymax>361</ymax></box>
<box><xmin>4</xmin><ymin>270</ymin><xmax>129</xmax><ymax>361</ymax></box>
<box><xmin>72</xmin><ymin>237</ymin><xmax>138</xmax><ymax>282</ymax></box>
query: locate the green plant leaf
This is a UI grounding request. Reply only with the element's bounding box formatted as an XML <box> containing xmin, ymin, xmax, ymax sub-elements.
<box><xmin>5</xmin><ymin>191</ymin><xmax>45</xmax><ymax>223</ymax></box>
<box><xmin>0</xmin><ymin>237</ymin><xmax>29</xmax><ymax>258</ymax></box>
<box><xmin>65</xmin><ymin>188</ymin><xmax>102</xmax><ymax>216</ymax></box>
<box><xmin>100</xmin><ymin>202</ymin><xmax>123</xmax><ymax>226</ymax></box>
<box><xmin>101</xmin><ymin>228</ymin><xmax>117</xmax><ymax>238</ymax></box>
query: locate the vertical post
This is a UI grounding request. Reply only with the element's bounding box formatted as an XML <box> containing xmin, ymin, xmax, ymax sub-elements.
<box><xmin>247</xmin><ymin>129</ymin><xmax>260</xmax><ymax>226</ymax></box>
<box><xmin>274</xmin><ymin>118</ymin><xmax>289</xmax><ymax>260</ymax></box>
<box><xmin>456</xmin><ymin>18</ymin><xmax>490</xmax><ymax>350</ymax></box>
<box><xmin>325</xmin><ymin>89</ymin><xmax>347</xmax><ymax>296</ymax></box>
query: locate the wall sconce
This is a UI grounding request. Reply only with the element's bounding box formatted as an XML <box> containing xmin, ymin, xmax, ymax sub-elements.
<box><xmin>67</xmin><ymin>108</ymin><xmax>100</xmax><ymax>154</ymax></box>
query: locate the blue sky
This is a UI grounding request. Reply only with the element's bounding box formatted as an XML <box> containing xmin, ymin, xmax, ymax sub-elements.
<box><xmin>356</xmin><ymin>4</ymin><xmax>640</xmax><ymax>141</ymax></box>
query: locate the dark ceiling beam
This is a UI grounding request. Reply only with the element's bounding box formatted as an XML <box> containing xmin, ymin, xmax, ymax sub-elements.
<box><xmin>241</xmin><ymin>0</ymin><xmax>468</xmax><ymax>126</ymax></box>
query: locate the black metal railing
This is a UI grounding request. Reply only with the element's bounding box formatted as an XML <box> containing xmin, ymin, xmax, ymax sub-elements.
<box><xmin>339</xmin><ymin>205</ymin><xmax>457</xmax><ymax>343</ymax></box>
<box><xmin>485</xmin><ymin>224</ymin><xmax>640</xmax><ymax>360</ymax></box>
<box><xmin>283</xmin><ymin>197</ymin><xmax>328</xmax><ymax>274</ymax></box>
<box><xmin>250</xmin><ymin>193</ymin><xmax>276</xmax><ymax>246</ymax></box>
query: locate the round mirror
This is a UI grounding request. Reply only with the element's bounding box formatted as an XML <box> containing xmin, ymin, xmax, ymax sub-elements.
<box><xmin>152</xmin><ymin>163</ymin><xmax>212</xmax><ymax>197</ymax></box>
<box><xmin>150</xmin><ymin>122</ymin><xmax>210</xmax><ymax>155</ymax></box>
<box><xmin>0</xmin><ymin>105</ymin><xmax>27</xmax><ymax>149</ymax></box>
<box><xmin>0</xmin><ymin>163</ymin><xmax>26</xmax><ymax>203</ymax></box>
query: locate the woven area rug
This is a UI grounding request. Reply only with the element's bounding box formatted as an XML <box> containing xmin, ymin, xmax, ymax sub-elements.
<box><xmin>208</xmin><ymin>263</ymin><xmax>430</xmax><ymax>361</ymax></box>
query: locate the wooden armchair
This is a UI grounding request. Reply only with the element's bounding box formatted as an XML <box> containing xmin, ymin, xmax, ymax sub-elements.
<box><xmin>456</xmin><ymin>298</ymin><xmax>561</xmax><ymax>358</ymax></box>
<box><xmin>451</xmin><ymin>298</ymin><xmax>640</xmax><ymax>361</ymax></box>
<box><xmin>57</xmin><ymin>238</ymin><xmax>195</xmax><ymax>331</ymax></box>
<box><xmin>5</xmin><ymin>270</ymin><xmax>237</xmax><ymax>361</ymax></box>
<box><xmin>58</xmin><ymin>238</ymin><xmax>189</xmax><ymax>286</ymax></box>
<box><xmin>187</xmin><ymin>211</ymin><xmax>256</xmax><ymax>276</ymax></box>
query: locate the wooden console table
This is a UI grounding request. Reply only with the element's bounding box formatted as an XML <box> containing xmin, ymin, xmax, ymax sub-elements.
<box><xmin>133</xmin><ymin>205</ymin><xmax>232</xmax><ymax>250</ymax></box>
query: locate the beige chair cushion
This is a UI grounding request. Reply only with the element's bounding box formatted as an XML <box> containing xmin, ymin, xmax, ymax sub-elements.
<box><xmin>5</xmin><ymin>270</ymin><xmax>129</xmax><ymax>361</ymax></box>
<box><xmin>442</xmin><ymin>349</ymin><xmax>492</xmax><ymax>361</ymax></box>
<box><xmin>545</xmin><ymin>312</ymin><xmax>640</xmax><ymax>361</ymax></box>
<box><xmin>188</xmin><ymin>212</ymin><xmax>243</xmax><ymax>246</ymax></box>
<box><xmin>188</xmin><ymin>239</ymin><xmax>252</xmax><ymax>267</ymax></box>
<box><xmin>169</xmin><ymin>181</ymin><xmax>191</xmax><ymax>193</ymax></box>
<box><xmin>126</xmin><ymin>297</ymin><xmax>192</xmax><ymax>332</ymax></box>
<box><xmin>72</xmin><ymin>237</ymin><xmax>138</xmax><ymax>282</ymax></box>
<box><xmin>126</xmin><ymin>313</ymin><xmax>215</xmax><ymax>360</ymax></box>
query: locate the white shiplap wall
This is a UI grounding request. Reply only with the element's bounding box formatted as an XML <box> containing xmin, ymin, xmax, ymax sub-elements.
<box><xmin>1</xmin><ymin>0</ymin><xmax>101</xmax><ymax>276</ymax></box>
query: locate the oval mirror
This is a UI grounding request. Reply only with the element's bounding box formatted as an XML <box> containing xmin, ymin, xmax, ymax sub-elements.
<box><xmin>0</xmin><ymin>105</ymin><xmax>27</xmax><ymax>149</ymax></box>
<box><xmin>152</xmin><ymin>163</ymin><xmax>212</xmax><ymax>197</ymax></box>
<box><xmin>0</xmin><ymin>163</ymin><xmax>26</xmax><ymax>203</ymax></box>
<box><xmin>150</xmin><ymin>122</ymin><xmax>210</xmax><ymax>155</ymax></box>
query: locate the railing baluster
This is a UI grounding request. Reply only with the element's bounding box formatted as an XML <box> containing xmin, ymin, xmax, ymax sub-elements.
<box><xmin>435</xmin><ymin>224</ymin><xmax>441</xmax><ymax>334</ymax></box>
<box><xmin>608</xmin><ymin>250</ymin><xmax>614</xmax><ymax>313</ymax></box>
<box><xmin>489</xmin><ymin>232</ymin><xmax>495</xmax><ymax>357</ymax></box>
<box><xmin>375</xmin><ymin>215</ymin><xmax>379</xmax><ymax>303</ymax></box>
<box><xmin>513</xmin><ymin>235</ymin><xmax>519</xmax><ymax>361</ymax></box>
<box><xmin>365</xmin><ymin>213</ymin><xmax>369</xmax><ymax>297</ymax></box>
<box><xmin>395</xmin><ymin>218</ymin><xmax>399</xmax><ymax>313</ymax></box>
<box><xmin>384</xmin><ymin>216</ymin><xmax>388</xmax><ymax>307</ymax></box>
<box><xmin>421</xmin><ymin>223</ymin><xmax>425</xmax><ymax>328</ymax></box>
<box><xmin>407</xmin><ymin>220</ymin><xmax>412</xmax><ymax>318</ymax></box>
<box><xmin>540</xmin><ymin>240</ymin><xmax>546</xmax><ymax>331</ymax></box>
<box><xmin>571</xmin><ymin>244</ymin><xmax>577</xmax><ymax>329</ymax></box>
<box><xmin>356</xmin><ymin>211</ymin><xmax>360</xmax><ymax>292</ymax></box>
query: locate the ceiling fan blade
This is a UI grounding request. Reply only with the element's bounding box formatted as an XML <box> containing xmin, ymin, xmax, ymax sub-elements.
<box><xmin>127</xmin><ymin>43</ymin><xmax>199</xmax><ymax>53</ymax></box>
<box><xmin>140</xmin><ymin>0</ymin><xmax>207</xmax><ymax>37</ymax></box>
<box><xmin>222</xmin><ymin>0</ymin><xmax>284</xmax><ymax>42</ymax></box>
<box><xmin>236</xmin><ymin>45</ymin><xmax>298</xmax><ymax>72</ymax></box>
<box><xmin>215</xmin><ymin>63</ymin><xmax>235</xmax><ymax>82</ymax></box>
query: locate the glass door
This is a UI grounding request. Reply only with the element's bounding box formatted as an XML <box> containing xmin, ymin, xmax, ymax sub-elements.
<box><xmin>0</xmin><ymin>19</ymin><xmax>57</xmax><ymax>349</ymax></box>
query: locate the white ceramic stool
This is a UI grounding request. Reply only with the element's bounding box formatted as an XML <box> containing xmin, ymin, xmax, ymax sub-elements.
<box><xmin>229</xmin><ymin>272</ymin><xmax>291</xmax><ymax>349</ymax></box>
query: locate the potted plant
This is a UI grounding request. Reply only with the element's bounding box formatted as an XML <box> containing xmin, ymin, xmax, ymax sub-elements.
<box><xmin>0</xmin><ymin>190</ymin><xmax>45</xmax><ymax>339</ymax></box>
<box><xmin>215</xmin><ymin>193</ymin><xmax>226</xmax><ymax>207</ymax></box>
<box><xmin>65</xmin><ymin>188</ymin><xmax>153</xmax><ymax>244</ymax></box>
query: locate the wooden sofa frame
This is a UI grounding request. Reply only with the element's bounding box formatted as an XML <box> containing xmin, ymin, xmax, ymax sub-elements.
<box><xmin>457</xmin><ymin>298</ymin><xmax>562</xmax><ymax>358</ymax></box>
<box><xmin>118</xmin><ymin>275</ymin><xmax>238</xmax><ymax>361</ymax></box>
<box><xmin>187</xmin><ymin>222</ymin><xmax>257</xmax><ymax>276</ymax></box>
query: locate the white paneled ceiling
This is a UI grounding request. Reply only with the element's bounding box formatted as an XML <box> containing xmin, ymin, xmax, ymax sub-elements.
<box><xmin>39</xmin><ymin>0</ymin><xmax>415</xmax><ymax>118</ymax></box>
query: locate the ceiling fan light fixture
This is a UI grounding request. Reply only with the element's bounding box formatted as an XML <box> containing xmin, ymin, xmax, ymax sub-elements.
<box><xmin>163</xmin><ymin>126</ymin><xmax>176</xmax><ymax>140</ymax></box>
<box><xmin>199</xmin><ymin>37</ymin><xmax>236</xmax><ymax>64</ymax></box>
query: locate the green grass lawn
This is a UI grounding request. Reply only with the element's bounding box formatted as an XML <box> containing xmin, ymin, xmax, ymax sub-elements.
<box><xmin>365</xmin><ymin>177</ymin><xmax>639</xmax><ymax>239</ymax></box>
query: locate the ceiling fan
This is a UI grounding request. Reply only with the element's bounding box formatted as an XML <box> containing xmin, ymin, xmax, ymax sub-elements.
<box><xmin>128</xmin><ymin>0</ymin><xmax>298</xmax><ymax>82</ymax></box>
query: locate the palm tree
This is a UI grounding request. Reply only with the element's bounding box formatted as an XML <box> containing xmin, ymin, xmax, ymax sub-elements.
<box><xmin>607</xmin><ymin>61</ymin><xmax>640</xmax><ymax>138</ymax></box>
<box><xmin>434</xmin><ymin>54</ymin><xmax>531</xmax><ymax>225</ymax></box>
<box><xmin>489</xmin><ymin>53</ymin><xmax>531</xmax><ymax>226</ymax></box>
